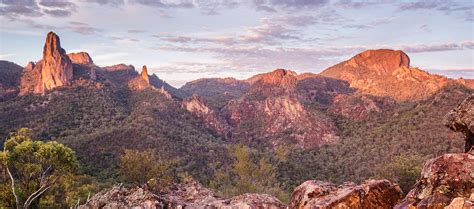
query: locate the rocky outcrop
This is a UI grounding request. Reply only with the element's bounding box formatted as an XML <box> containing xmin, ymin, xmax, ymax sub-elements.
<box><xmin>128</xmin><ymin>65</ymin><xmax>152</xmax><ymax>90</ymax></box>
<box><xmin>328</xmin><ymin>94</ymin><xmax>396</xmax><ymax>120</ymax></box>
<box><xmin>445</xmin><ymin>95</ymin><xmax>474</xmax><ymax>152</ymax></box>
<box><xmin>67</xmin><ymin>52</ymin><xmax>94</xmax><ymax>65</ymax></box>
<box><xmin>80</xmin><ymin>179</ymin><xmax>286</xmax><ymax>209</ymax></box>
<box><xmin>77</xmin><ymin>185</ymin><xmax>160</xmax><ymax>209</ymax></box>
<box><xmin>320</xmin><ymin>49</ymin><xmax>454</xmax><ymax>101</ymax></box>
<box><xmin>395</xmin><ymin>96</ymin><xmax>474</xmax><ymax>208</ymax></box>
<box><xmin>394</xmin><ymin>153</ymin><xmax>474</xmax><ymax>208</ymax></box>
<box><xmin>219</xmin><ymin>69</ymin><xmax>340</xmax><ymax>148</ymax></box>
<box><xmin>289</xmin><ymin>179</ymin><xmax>403</xmax><ymax>209</ymax></box>
<box><xmin>182</xmin><ymin>95</ymin><xmax>230</xmax><ymax>136</ymax></box>
<box><xmin>20</xmin><ymin>32</ymin><xmax>73</xmax><ymax>94</ymax></box>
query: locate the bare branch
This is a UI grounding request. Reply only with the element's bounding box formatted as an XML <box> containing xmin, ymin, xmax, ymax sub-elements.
<box><xmin>23</xmin><ymin>184</ymin><xmax>53</xmax><ymax>209</ymax></box>
<box><xmin>6</xmin><ymin>166</ymin><xmax>21</xmax><ymax>209</ymax></box>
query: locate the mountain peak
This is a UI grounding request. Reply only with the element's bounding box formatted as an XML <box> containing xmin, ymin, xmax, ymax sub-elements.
<box><xmin>247</xmin><ymin>69</ymin><xmax>297</xmax><ymax>86</ymax></box>
<box><xmin>346</xmin><ymin>49</ymin><xmax>410</xmax><ymax>74</ymax></box>
<box><xmin>320</xmin><ymin>49</ymin><xmax>452</xmax><ymax>101</ymax></box>
<box><xmin>43</xmin><ymin>31</ymin><xmax>66</xmax><ymax>58</ymax></box>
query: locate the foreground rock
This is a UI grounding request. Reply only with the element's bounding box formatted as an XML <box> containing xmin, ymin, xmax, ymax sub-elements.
<box><xmin>289</xmin><ymin>179</ymin><xmax>402</xmax><ymax>208</ymax></box>
<box><xmin>394</xmin><ymin>153</ymin><xmax>474</xmax><ymax>208</ymax></box>
<box><xmin>79</xmin><ymin>179</ymin><xmax>286</xmax><ymax>209</ymax></box>
<box><xmin>445</xmin><ymin>94</ymin><xmax>474</xmax><ymax>152</ymax></box>
<box><xmin>395</xmin><ymin>96</ymin><xmax>474</xmax><ymax>208</ymax></box>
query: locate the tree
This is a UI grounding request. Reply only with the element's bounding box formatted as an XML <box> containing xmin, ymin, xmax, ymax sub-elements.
<box><xmin>210</xmin><ymin>145</ymin><xmax>288</xmax><ymax>202</ymax></box>
<box><xmin>118</xmin><ymin>149</ymin><xmax>174</xmax><ymax>187</ymax></box>
<box><xmin>0</xmin><ymin>128</ymin><xmax>79</xmax><ymax>209</ymax></box>
<box><xmin>376</xmin><ymin>154</ymin><xmax>423</xmax><ymax>193</ymax></box>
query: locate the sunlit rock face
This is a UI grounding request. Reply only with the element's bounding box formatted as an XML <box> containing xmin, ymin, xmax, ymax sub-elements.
<box><xmin>222</xmin><ymin>69</ymin><xmax>340</xmax><ymax>149</ymax></box>
<box><xmin>20</xmin><ymin>32</ymin><xmax>73</xmax><ymax>94</ymax></box>
<box><xmin>289</xmin><ymin>179</ymin><xmax>403</xmax><ymax>209</ymax></box>
<box><xmin>395</xmin><ymin>153</ymin><xmax>474</xmax><ymax>209</ymax></box>
<box><xmin>320</xmin><ymin>49</ymin><xmax>452</xmax><ymax>101</ymax></box>
<box><xmin>182</xmin><ymin>95</ymin><xmax>231</xmax><ymax>136</ymax></box>
<box><xmin>67</xmin><ymin>52</ymin><xmax>94</xmax><ymax>65</ymax></box>
<box><xmin>128</xmin><ymin>65</ymin><xmax>151</xmax><ymax>90</ymax></box>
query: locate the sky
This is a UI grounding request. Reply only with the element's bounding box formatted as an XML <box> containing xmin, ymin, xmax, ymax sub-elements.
<box><xmin>0</xmin><ymin>0</ymin><xmax>473</xmax><ymax>87</ymax></box>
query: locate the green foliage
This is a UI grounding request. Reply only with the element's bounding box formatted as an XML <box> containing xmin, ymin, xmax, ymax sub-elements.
<box><xmin>1</xmin><ymin>128</ymin><xmax>79</xmax><ymax>208</ymax></box>
<box><xmin>210</xmin><ymin>145</ymin><xmax>289</xmax><ymax>202</ymax></box>
<box><xmin>119</xmin><ymin>149</ymin><xmax>175</xmax><ymax>187</ymax></box>
<box><xmin>376</xmin><ymin>154</ymin><xmax>422</xmax><ymax>193</ymax></box>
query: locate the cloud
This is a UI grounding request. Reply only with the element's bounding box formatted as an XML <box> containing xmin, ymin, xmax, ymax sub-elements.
<box><xmin>128</xmin><ymin>29</ymin><xmax>146</xmax><ymax>33</ymax></box>
<box><xmin>0</xmin><ymin>53</ymin><xmax>16</xmax><ymax>59</ymax></box>
<box><xmin>426</xmin><ymin>69</ymin><xmax>474</xmax><ymax>79</ymax></box>
<box><xmin>83</xmin><ymin>0</ymin><xmax>125</xmax><ymax>6</ymax></box>
<box><xmin>129</xmin><ymin>0</ymin><xmax>194</xmax><ymax>8</ymax></box>
<box><xmin>68</xmin><ymin>21</ymin><xmax>102</xmax><ymax>35</ymax></box>
<box><xmin>252</xmin><ymin>0</ymin><xmax>330</xmax><ymax>11</ymax></box>
<box><xmin>158</xmin><ymin>44</ymin><xmax>367</xmax><ymax>73</ymax></box>
<box><xmin>398</xmin><ymin>0</ymin><xmax>473</xmax><ymax>21</ymax></box>
<box><xmin>344</xmin><ymin>17</ymin><xmax>396</xmax><ymax>29</ymax></box>
<box><xmin>335</xmin><ymin>0</ymin><xmax>391</xmax><ymax>9</ymax></box>
<box><xmin>400</xmin><ymin>41</ymin><xmax>474</xmax><ymax>53</ymax></box>
<box><xmin>0</xmin><ymin>0</ymin><xmax>76</xmax><ymax>18</ymax></box>
<box><xmin>0</xmin><ymin>0</ymin><xmax>42</xmax><ymax>18</ymax></box>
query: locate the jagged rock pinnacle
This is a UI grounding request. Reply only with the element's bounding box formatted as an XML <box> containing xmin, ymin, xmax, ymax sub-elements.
<box><xmin>141</xmin><ymin>65</ymin><xmax>149</xmax><ymax>83</ymax></box>
<box><xmin>20</xmin><ymin>31</ymin><xmax>73</xmax><ymax>94</ymax></box>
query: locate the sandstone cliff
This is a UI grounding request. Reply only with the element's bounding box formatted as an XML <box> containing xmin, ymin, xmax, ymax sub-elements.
<box><xmin>320</xmin><ymin>49</ymin><xmax>453</xmax><ymax>101</ymax></box>
<box><xmin>67</xmin><ymin>52</ymin><xmax>94</xmax><ymax>65</ymax></box>
<box><xmin>20</xmin><ymin>32</ymin><xmax>73</xmax><ymax>94</ymax></box>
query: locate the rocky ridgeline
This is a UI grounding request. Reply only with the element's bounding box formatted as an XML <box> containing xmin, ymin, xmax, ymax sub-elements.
<box><xmin>80</xmin><ymin>95</ymin><xmax>474</xmax><ymax>209</ymax></box>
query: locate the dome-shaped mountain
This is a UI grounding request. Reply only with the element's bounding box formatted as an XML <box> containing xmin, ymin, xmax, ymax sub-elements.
<box><xmin>320</xmin><ymin>49</ymin><xmax>451</xmax><ymax>101</ymax></box>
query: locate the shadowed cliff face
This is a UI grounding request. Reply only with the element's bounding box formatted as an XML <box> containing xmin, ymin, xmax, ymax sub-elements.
<box><xmin>20</xmin><ymin>32</ymin><xmax>73</xmax><ymax>95</ymax></box>
<box><xmin>445</xmin><ymin>95</ymin><xmax>474</xmax><ymax>152</ymax></box>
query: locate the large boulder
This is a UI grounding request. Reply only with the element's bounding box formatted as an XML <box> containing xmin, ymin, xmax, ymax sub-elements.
<box><xmin>289</xmin><ymin>179</ymin><xmax>403</xmax><ymax>209</ymax></box>
<box><xmin>445</xmin><ymin>95</ymin><xmax>474</xmax><ymax>152</ymax></box>
<box><xmin>394</xmin><ymin>153</ymin><xmax>474</xmax><ymax>209</ymax></box>
<box><xmin>77</xmin><ymin>185</ymin><xmax>161</xmax><ymax>209</ymax></box>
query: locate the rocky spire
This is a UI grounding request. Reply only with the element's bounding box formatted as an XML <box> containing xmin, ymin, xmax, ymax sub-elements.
<box><xmin>20</xmin><ymin>32</ymin><xmax>74</xmax><ymax>94</ymax></box>
<box><xmin>39</xmin><ymin>32</ymin><xmax>73</xmax><ymax>92</ymax></box>
<box><xmin>141</xmin><ymin>65</ymin><xmax>149</xmax><ymax>83</ymax></box>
